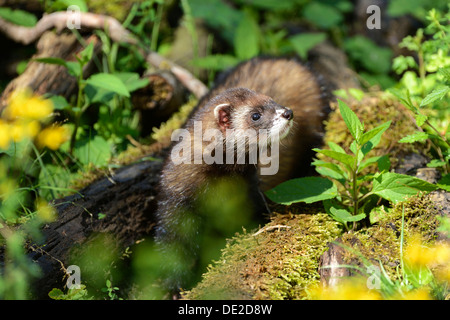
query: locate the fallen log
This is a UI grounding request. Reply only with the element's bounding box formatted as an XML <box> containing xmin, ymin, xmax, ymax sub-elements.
<box><xmin>29</xmin><ymin>154</ymin><xmax>165</xmax><ymax>299</ymax></box>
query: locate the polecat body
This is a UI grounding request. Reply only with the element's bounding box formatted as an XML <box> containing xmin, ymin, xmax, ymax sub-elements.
<box><xmin>154</xmin><ymin>57</ymin><xmax>329</xmax><ymax>292</ymax></box>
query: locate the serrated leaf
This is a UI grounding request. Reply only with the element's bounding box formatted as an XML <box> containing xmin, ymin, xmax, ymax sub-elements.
<box><xmin>398</xmin><ymin>131</ymin><xmax>429</xmax><ymax>143</ymax></box>
<box><xmin>313</xmin><ymin>148</ymin><xmax>355</xmax><ymax>170</ymax></box>
<box><xmin>73</xmin><ymin>135</ymin><xmax>111</xmax><ymax>167</ymax></box>
<box><xmin>426</xmin><ymin>159</ymin><xmax>447</xmax><ymax>168</ymax></box>
<box><xmin>85</xmin><ymin>73</ymin><xmax>130</xmax><ymax>97</ymax></box>
<box><xmin>420</xmin><ymin>86</ymin><xmax>449</xmax><ymax>107</ymax></box>
<box><xmin>359</xmin><ymin>121</ymin><xmax>391</xmax><ymax>148</ymax></box>
<box><xmin>338</xmin><ymin>99</ymin><xmax>363</xmax><ymax>142</ymax></box>
<box><xmin>265</xmin><ymin>177</ymin><xmax>337</xmax><ymax>205</ymax></box>
<box><xmin>437</xmin><ymin>173</ymin><xmax>450</xmax><ymax>191</ymax></box>
<box><xmin>372</xmin><ymin>172</ymin><xmax>438</xmax><ymax>203</ymax></box>
<box><xmin>415</xmin><ymin>114</ymin><xmax>428</xmax><ymax>127</ymax></box>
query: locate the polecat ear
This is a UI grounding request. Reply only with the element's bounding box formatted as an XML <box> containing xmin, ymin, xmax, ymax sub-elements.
<box><xmin>214</xmin><ymin>103</ymin><xmax>232</xmax><ymax>132</ymax></box>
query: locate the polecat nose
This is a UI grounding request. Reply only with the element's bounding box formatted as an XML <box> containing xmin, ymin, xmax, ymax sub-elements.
<box><xmin>282</xmin><ymin>109</ymin><xmax>293</xmax><ymax>120</ymax></box>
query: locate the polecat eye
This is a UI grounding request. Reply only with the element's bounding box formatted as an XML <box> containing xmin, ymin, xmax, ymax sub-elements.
<box><xmin>251</xmin><ymin>113</ymin><xmax>261</xmax><ymax>121</ymax></box>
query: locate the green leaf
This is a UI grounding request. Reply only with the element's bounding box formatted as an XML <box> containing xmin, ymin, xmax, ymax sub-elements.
<box><xmin>338</xmin><ymin>99</ymin><xmax>363</xmax><ymax>142</ymax></box>
<box><xmin>359</xmin><ymin>121</ymin><xmax>391</xmax><ymax>148</ymax></box>
<box><xmin>114</xmin><ymin>72</ymin><xmax>149</xmax><ymax>93</ymax></box>
<box><xmin>414</xmin><ymin>114</ymin><xmax>428</xmax><ymax>127</ymax></box>
<box><xmin>420</xmin><ymin>86</ymin><xmax>449</xmax><ymax>107</ymax></box>
<box><xmin>289</xmin><ymin>33</ymin><xmax>327</xmax><ymax>60</ymax></box>
<box><xmin>73</xmin><ymin>135</ymin><xmax>111</xmax><ymax>167</ymax></box>
<box><xmin>437</xmin><ymin>173</ymin><xmax>450</xmax><ymax>192</ymax></box>
<box><xmin>372</xmin><ymin>172</ymin><xmax>438</xmax><ymax>203</ymax></box>
<box><xmin>234</xmin><ymin>13</ymin><xmax>260</xmax><ymax>60</ymax></box>
<box><xmin>303</xmin><ymin>2</ymin><xmax>343</xmax><ymax>29</ymax></box>
<box><xmin>192</xmin><ymin>54</ymin><xmax>240</xmax><ymax>71</ymax></box>
<box><xmin>34</xmin><ymin>58</ymin><xmax>82</xmax><ymax>77</ymax></box>
<box><xmin>312</xmin><ymin>160</ymin><xmax>347</xmax><ymax>180</ymax></box>
<box><xmin>313</xmin><ymin>148</ymin><xmax>356</xmax><ymax>170</ymax></box>
<box><xmin>329</xmin><ymin>206</ymin><xmax>366</xmax><ymax>224</ymax></box>
<box><xmin>78</xmin><ymin>42</ymin><xmax>95</xmax><ymax>65</ymax></box>
<box><xmin>0</xmin><ymin>8</ymin><xmax>37</xmax><ymax>27</ymax></box>
<box><xmin>398</xmin><ymin>131</ymin><xmax>429</xmax><ymax>143</ymax></box>
<box><xmin>48</xmin><ymin>95</ymin><xmax>70</xmax><ymax>111</ymax></box>
<box><xmin>265</xmin><ymin>177</ymin><xmax>338</xmax><ymax>205</ymax></box>
<box><xmin>85</xmin><ymin>73</ymin><xmax>130</xmax><ymax>97</ymax></box>
<box><xmin>426</xmin><ymin>159</ymin><xmax>447</xmax><ymax>168</ymax></box>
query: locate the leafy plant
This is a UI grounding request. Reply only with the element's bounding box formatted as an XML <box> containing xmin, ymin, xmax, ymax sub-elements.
<box><xmin>266</xmin><ymin>100</ymin><xmax>438</xmax><ymax>230</ymax></box>
<box><xmin>390</xmin><ymin>8</ymin><xmax>450</xmax><ymax>183</ymax></box>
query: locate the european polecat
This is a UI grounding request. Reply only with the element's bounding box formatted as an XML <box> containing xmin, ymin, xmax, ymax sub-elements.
<box><xmin>154</xmin><ymin>57</ymin><xmax>329</xmax><ymax>292</ymax></box>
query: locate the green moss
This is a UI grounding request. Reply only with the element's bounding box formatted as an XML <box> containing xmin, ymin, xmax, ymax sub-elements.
<box><xmin>182</xmin><ymin>208</ymin><xmax>343</xmax><ymax>300</ymax></box>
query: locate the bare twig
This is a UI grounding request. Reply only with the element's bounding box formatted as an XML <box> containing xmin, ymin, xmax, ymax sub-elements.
<box><xmin>0</xmin><ymin>11</ymin><xmax>208</xmax><ymax>99</ymax></box>
<box><xmin>0</xmin><ymin>11</ymin><xmax>137</xmax><ymax>45</ymax></box>
<box><xmin>145</xmin><ymin>51</ymin><xmax>208</xmax><ymax>99</ymax></box>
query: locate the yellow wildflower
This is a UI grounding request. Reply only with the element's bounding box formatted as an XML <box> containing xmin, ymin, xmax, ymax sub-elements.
<box><xmin>391</xmin><ymin>288</ymin><xmax>432</xmax><ymax>300</ymax></box>
<box><xmin>309</xmin><ymin>280</ymin><xmax>382</xmax><ymax>300</ymax></box>
<box><xmin>0</xmin><ymin>120</ymin><xmax>11</xmax><ymax>149</ymax></box>
<box><xmin>10</xmin><ymin>120</ymin><xmax>40</xmax><ymax>142</ymax></box>
<box><xmin>37</xmin><ymin>125</ymin><xmax>70</xmax><ymax>150</ymax></box>
<box><xmin>5</xmin><ymin>88</ymin><xmax>53</xmax><ymax>121</ymax></box>
<box><xmin>36</xmin><ymin>198</ymin><xmax>57</xmax><ymax>223</ymax></box>
<box><xmin>405</xmin><ymin>236</ymin><xmax>450</xmax><ymax>268</ymax></box>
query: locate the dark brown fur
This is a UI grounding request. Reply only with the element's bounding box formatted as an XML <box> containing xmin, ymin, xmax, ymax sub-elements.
<box><xmin>154</xmin><ymin>57</ymin><xmax>329</xmax><ymax>292</ymax></box>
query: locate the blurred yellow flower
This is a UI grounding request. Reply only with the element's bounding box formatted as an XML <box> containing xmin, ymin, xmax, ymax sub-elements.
<box><xmin>405</xmin><ymin>236</ymin><xmax>450</xmax><ymax>268</ymax></box>
<box><xmin>5</xmin><ymin>88</ymin><xmax>53</xmax><ymax>121</ymax></box>
<box><xmin>391</xmin><ymin>288</ymin><xmax>432</xmax><ymax>300</ymax></box>
<box><xmin>10</xmin><ymin>120</ymin><xmax>40</xmax><ymax>142</ymax></box>
<box><xmin>309</xmin><ymin>280</ymin><xmax>382</xmax><ymax>300</ymax></box>
<box><xmin>36</xmin><ymin>199</ymin><xmax>57</xmax><ymax>223</ymax></box>
<box><xmin>0</xmin><ymin>120</ymin><xmax>11</xmax><ymax>149</ymax></box>
<box><xmin>37</xmin><ymin>125</ymin><xmax>70</xmax><ymax>150</ymax></box>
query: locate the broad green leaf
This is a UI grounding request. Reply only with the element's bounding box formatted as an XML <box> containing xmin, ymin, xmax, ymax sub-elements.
<box><xmin>0</xmin><ymin>8</ymin><xmax>37</xmax><ymax>27</ymax></box>
<box><xmin>303</xmin><ymin>2</ymin><xmax>343</xmax><ymax>29</ymax></box>
<box><xmin>312</xmin><ymin>160</ymin><xmax>347</xmax><ymax>179</ymax></box>
<box><xmin>234</xmin><ymin>13</ymin><xmax>260</xmax><ymax>60</ymax></box>
<box><xmin>114</xmin><ymin>72</ymin><xmax>149</xmax><ymax>93</ymax></box>
<box><xmin>265</xmin><ymin>177</ymin><xmax>337</xmax><ymax>205</ymax></box>
<box><xmin>398</xmin><ymin>131</ymin><xmax>429</xmax><ymax>143</ymax></box>
<box><xmin>73</xmin><ymin>135</ymin><xmax>111</xmax><ymax>167</ymax></box>
<box><xmin>372</xmin><ymin>172</ymin><xmax>438</xmax><ymax>203</ymax></box>
<box><xmin>338</xmin><ymin>99</ymin><xmax>363</xmax><ymax>142</ymax></box>
<box><xmin>437</xmin><ymin>173</ymin><xmax>450</xmax><ymax>192</ymax></box>
<box><xmin>289</xmin><ymin>32</ymin><xmax>326</xmax><ymax>59</ymax></box>
<box><xmin>329</xmin><ymin>206</ymin><xmax>366</xmax><ymax>223</ymax></box>
<box><xmin>420</xmin><ymin>86</ymin><xmax>449</xmax><ymax>107</ymax></box>
<box><xmin>49</xmin><ymin>95</ymin><xmax>70</xmax><ymax>111</ymax></box>
<box><xmin>313</xmin><ymin>148</ymin><xmax>355</xmax><ymax>170</ymax></box>
<box><xmin>192</xmin><ymin>54</ymin><xmax>239</xmax><ymax>71</ymax></box>
<box><xmin>85</xmin><ymin>73</ymin><xmax>130</xmax><ymax>97</ymax></box>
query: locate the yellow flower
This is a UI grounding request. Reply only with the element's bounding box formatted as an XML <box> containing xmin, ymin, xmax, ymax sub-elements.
<box><xmin>10</xmin><ymin>120</ymin><xmax>40</xmax><ymax>142</ymax></box>
<box><xmin>5</xmin><ymin>88</ymin><xmax>53</xmax><ymax>121</ymax></box>
<box><xmin>36</xmin><ymin>198</ymin><xmax>57</xmax><ymax>223</ymax></box>
<box><xmin>405</xmin><ymin>236</ymin><xmax>450</xmax><ymax>268</ymax></box>
<box><xmin>37</xmin><ymin>125</ymin><xmax>70</xmax><ymax>150</ymax></box>
<box><xmin>309</xmin><ymin>280</ymin><xmax>382</xmax><ymax>300</ymax></box>
<box><xmin>0</xmin><ymin>120</ymin><xmax>11</xmax><ymax>149</ymax></box>
<box><xmin>391</xmin><ymin>288</ymin><xmax>432</xmax><ymax>300</ymax></box>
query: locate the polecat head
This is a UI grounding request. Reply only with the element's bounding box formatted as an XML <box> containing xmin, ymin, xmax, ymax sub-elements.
<box><xmin>210</xmin><ymin>88</ymin><xmax>293</xmax><ymax>143</ymax></box>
